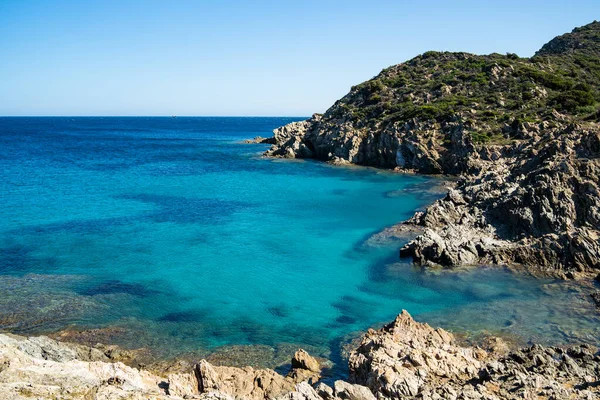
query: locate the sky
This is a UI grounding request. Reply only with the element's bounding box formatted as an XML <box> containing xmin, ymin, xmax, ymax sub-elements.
<box><xmin>0</xmin><ymin>1</ymin><xmax>599</xmax><ymax>116</ymax></box>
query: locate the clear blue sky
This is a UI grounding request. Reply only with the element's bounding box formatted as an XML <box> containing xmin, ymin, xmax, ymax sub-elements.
<box><xmin>1</xmin><ymin>0</ymin><xmax>598</xmax><ymax>116</ymax></box>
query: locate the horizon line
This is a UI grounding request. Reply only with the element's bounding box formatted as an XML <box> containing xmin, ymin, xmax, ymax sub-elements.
<box><xmin>0</xmin><ymin>115</ymin><xmax>311</xmax><ymax>118</ymax></box>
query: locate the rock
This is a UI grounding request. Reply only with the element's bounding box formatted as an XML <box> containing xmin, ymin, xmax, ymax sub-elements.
<box><xmin>277</xmin><ymin>382</ymin><xmax>322</xmax><ymax>400</ymax></box>
<box><xmin>348</xmin><ymin>310</ymin><xmax>600</xmax><ymax>399</ymax></box>
<box><xmin>194</xmin><ymin>361</ymin><xmax>296</xmax><ymax>400</ymax></box>
<box><xmin>291</xmin><ymin>349</ymin><xmax>320</xmax><ymax>372</ymax></box>
<box><xmin>314</xmin><ymin>383</ymin><xmax>335</xmax><ymax>400</ymax></box>
<box><xmin>334</xmin><ymin>381</ymin><xmax>376</xmax><ymax>400</ymax></box>
<box><xmin>195</xmin><ymin>359</ymin><xmax>222</xmax><ymax>393</ymax></box>
<box><xmin>397</xmin><ymin>125</ymin><xmax>600</xmax><ymax>278</ymax></box>
<box><xmin>194</xmin><ymin>349</ymin><xmax>324</xmax><ymax>400</ymax></box>
<box><xmin>0</xmin><ymin>333</ymin><xmax>176</xmax><ymax>399</ymax></box>
<box><xmin>167</xmin><ymin>372</ymin><xmax>198</xmax><ymax>397</ymax></box>
<box><xmin>1</xmin><ymin>313</ymin><xmax>599</xmax><ymax>399</ymax></box>
<box><xmin>591</xmin><ymin>292</ymin><xmax>600</xmax><ymax>308</ymax></box>
<box><xmin>349</xmin><ymin>310</ymin><xmax>486</xmax><ymax>398</ymax></box>
<box><xmin>242</xmin><ymin>136</ymin><xmax>276</xmax><ymax>144</ymax></box>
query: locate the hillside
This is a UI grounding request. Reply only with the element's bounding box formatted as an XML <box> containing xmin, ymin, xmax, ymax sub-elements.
<box><xmin>265</xmin><ymin>22</ymin><xmax>600</xmax><ymax>283</ymax></box>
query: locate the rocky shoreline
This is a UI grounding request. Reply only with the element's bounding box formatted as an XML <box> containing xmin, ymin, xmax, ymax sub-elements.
<box><xmin>263</xmin><ymin>23</ymin><xmax>600</xmax><ymax>308</ymax></box>
<box><xmin>265</xmin><ymin>102</ymin><xmax>600</xmax><ymax>285</ymax></box>
<box><xmin>1</xmin><ymin>311</ymin><xmax>598</xmax><ymax>399</ymax></box>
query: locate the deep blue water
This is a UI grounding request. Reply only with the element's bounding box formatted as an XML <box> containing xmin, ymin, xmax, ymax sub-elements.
<box><xmin>0</xmin><ymin>117</ymin><xmax>598</xmax><ymax>376</ymax></box>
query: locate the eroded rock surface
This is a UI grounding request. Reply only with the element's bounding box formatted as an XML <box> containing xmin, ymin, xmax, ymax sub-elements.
<box><xmin>349</xmin><ymin>310</ymin><xmax>600</xmax><ymax>400</ymax></box>
<box><xmin>397</xmin><ymin>125</ymin><xmax>600</xmax><ymax>278</ymax></box>
<box><xmin>0</xmin><ymin>333</ymin><xmax>173</xmax><ymax>399</ymax></box>
<box><xmin>0</xmin><ymin>333</ymin><xmax>324</xmax><ymax>400</ymax></box>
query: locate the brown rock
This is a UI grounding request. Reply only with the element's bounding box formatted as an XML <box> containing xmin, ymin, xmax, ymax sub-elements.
<box><xmin>291</xmin><ymin>349</ymin><xmax>320</xmax><ymax>372</ymax></box>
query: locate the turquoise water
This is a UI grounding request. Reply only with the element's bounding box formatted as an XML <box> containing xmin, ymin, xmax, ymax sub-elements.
<box><xmin>1</xmin><ymin>117</ymin><xmax>598</xmax><ymax>376</ymax></box>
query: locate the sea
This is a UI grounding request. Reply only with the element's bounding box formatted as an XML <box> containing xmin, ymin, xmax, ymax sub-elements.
<box><xmin>1</xmin><ymin>117</ymin><xmax>598</xmax><ymax>378</ymax></box>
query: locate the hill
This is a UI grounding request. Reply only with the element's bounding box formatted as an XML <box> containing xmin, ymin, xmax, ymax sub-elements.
<box><xmin>266</xmin><ymin>22</ymin><xmax>600</xmax><ymax>286</ymax></box>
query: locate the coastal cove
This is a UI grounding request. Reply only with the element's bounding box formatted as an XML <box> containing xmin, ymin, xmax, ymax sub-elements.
<box><xmin>0</xmin><ymin>117</ymin><xmax>598</xmax><ymax>380</ymax></box>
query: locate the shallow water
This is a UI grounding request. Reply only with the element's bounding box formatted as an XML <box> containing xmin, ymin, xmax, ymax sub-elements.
<box><xmin>0</xmin><ymin>117</ymin><xmax>598</xmax><ymax>377</ymax></box>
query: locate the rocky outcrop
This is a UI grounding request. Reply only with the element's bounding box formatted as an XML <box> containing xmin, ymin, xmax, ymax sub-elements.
<box><xmin>349</xmin><ymin>310</ymin><xmax>600</xmax><ymax>400</ymax></box>
<box><xmin>398</xmin><ymin>124</ymin><xmax>600</xmax><ymax>278</ymax></box>
<box><xmin>291</xmin><ymin>349</ymin><xmax>320</xmax><ymax>373</ymax></box>
<box><xmin>2</xmin><ymin>312</ymin><xmax>598</xmax><ymax>399</ymax></box>
<box><xmin>266</xmin><ymin>116</ymin><xmax>479</xmax><ymax>174</ymax></box>
<box><xmin>0</xmin><ymin>333</ymin><xmax>175</xmax><ymax>399</ymax></box>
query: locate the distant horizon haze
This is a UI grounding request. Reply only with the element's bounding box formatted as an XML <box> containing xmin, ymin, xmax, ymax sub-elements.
<box><xmin>1</xmin><ymin>0</ymin><xmax>598</xmax><ymax>116</ymax></box>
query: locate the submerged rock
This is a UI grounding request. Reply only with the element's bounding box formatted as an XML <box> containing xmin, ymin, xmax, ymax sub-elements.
<box><xmin>242</xmin><ymin>136</ymin><xmax>276</xmax><ymax>144</ymax></box>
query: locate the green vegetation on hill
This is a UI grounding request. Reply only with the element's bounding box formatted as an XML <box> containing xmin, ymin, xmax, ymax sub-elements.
<box><xmin>323</xmin><ymin>21</ymin><xmax>600</xmax><ymax>144</ymax></box>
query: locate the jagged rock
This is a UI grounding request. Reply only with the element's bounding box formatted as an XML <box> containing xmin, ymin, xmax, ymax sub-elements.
<box><xmin>333</xmin><ymin>381</ymin><xmax>376</xmax><ymax>400</ymax></box>
<box><xmin>0</xmin><ymin>333</ymin><xmax>327</xmax><ymax>400</ymax></box>
<box><xmin>349</xmin><ymin>310</ymin><xmax>486</xmax><ymax>398</ymax></box>
<box><xmin>0</xmin><ymin>334</ymin><xmax>175</xmax><ymax>399</ymax></box>
<box><xmin>167</xmin><ymin>372</ymin><xmax>198</xmax><ymax>397</ymax></box>
<box><xmin>314</xmin><ymin>383</ymin><xmax>334</xmax><ymax>400</ymax></box>
<box><xmin>194</xmin><ymin>349</ymin><xmax>323</xmax><ymax>400</ymax></box>
<box><xmin>348</xmin><ymin>310</ymin><xmax>600</xmax><ymax>399</ymax></box>
<box><xmin>194</xmin><ymin>361</ymin><xmax>294</xmax><ymax>400</ymax></box>
<box><xmin>398</xmin><ymin>126</ymin><xmax>600</xmax><ymax>277</ymax></box>
<box><xmin>1</xmin><ymin>313</ymin><xmax>599</xmax><ymax>399</ymax></box>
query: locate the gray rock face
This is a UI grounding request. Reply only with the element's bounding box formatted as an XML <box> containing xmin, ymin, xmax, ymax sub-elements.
<box><xmin>398</xmin><ymin>125</ymin><xmax>600</xmax><ymax>278</ymax></box>
<box><xmin>0</xmin><ymin>333</ymin><xmax>175</xmax><ymax>399</ymax></box>
<box><xmin>265</xmin><ymin>116</ymin><xmax>475</xmax><ymax>174</ymax></box>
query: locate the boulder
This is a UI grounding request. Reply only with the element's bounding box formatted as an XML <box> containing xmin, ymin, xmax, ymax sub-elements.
<box><xmin>291</xmin><ymin>349</ymin><xmax>320</xmax><ymax>372</ymax></box>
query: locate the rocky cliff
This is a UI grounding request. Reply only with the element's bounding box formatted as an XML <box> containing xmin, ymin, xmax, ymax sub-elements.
<box><xmin>265</xmin><ymin>22</ymin><xmax>600</xmax><ymax>281</ymax></box>
<box><xmin>1</xmin><ymin>311</ymin><xmax>598</xmax><ymax>399</ymax></box>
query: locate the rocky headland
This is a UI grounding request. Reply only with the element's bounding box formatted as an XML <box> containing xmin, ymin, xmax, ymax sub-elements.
<box><xmin>1</xmin><ymin>311</ymin><xmax>598</xmax><ymax>399</ymax></box>
<box><xmin>265</xmin><ymin>22</ymin><xmax>600</xmax><ymax>292</ymax></box>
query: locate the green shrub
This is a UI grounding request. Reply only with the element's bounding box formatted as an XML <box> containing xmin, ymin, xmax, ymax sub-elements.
<box><xmin>550</xmin><ymin>89</ymin><xmax>595</xmax><ymax>112</ymax></box>
<box><xmin>521</xmin><ymin>67</ymin><xmax>573</xmax><ymax>90</ymax></box>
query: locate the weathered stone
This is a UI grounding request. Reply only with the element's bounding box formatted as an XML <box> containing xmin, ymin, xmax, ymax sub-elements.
<box><xmin>334</xmin><ymin>380</ymin><xmax>376</xmax><ymax>400</ymax></box>
<box><xmin>291</xmin><ymin>349</ymin><xmax>320</xmax><ymax>372</ymax></box>
<box><xmin>314</xmin><ymin>382</ymin><xmax>334</xmax><ymax>400</ymax></box>
<box><xmin>348</xmin><ymin>310</ymin><xmax>600</xmax><ymax>400</ymax></box>
<box><xmin>167</xmin><ymin>372</ymin><xmax>198</xmax><ymax>397</ymax></box>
